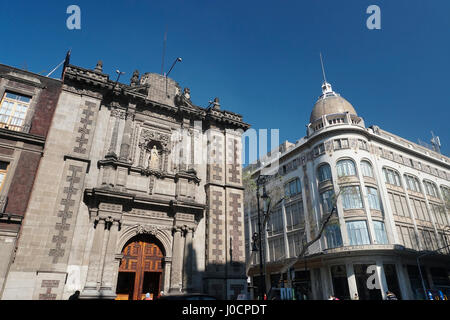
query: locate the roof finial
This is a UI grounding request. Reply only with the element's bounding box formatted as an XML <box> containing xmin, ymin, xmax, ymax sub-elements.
<box><xmin>320</xmin><ymin>53</ymin><xmax>333</xmax><ymax>95</ymax></box>
<box><xmin>320</xmin><ymin>52</ymin><xmax>327</xmax><ymax>84</ymax></box>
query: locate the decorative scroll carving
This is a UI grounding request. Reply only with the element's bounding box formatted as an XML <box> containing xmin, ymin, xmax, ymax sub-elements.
<box><xmin>135</xmin><ymin>224</ymin><xmax>171</xmax><ymax>236</ymax></box>
<box><xmin>139</xmin><ymin>129</ymin><xmax>171</xmax><ymax>151</ymax></box>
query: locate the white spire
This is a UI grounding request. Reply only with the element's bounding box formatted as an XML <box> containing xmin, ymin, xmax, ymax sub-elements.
<box><xmin>320</xmin><ymin>53</ymin><xmax>334</xmax><ymax>95</ymax></box>
<box><xmin>320</xmin><ymin>52</ymin><xmax>334</xmax><ymax>96</ymax></box>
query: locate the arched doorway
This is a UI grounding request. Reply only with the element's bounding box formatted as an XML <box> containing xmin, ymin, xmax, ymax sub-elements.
<box><xmin>115</xmin><ymin>235</ymin><xmax>165</xmax><ymax>300</ymax></box>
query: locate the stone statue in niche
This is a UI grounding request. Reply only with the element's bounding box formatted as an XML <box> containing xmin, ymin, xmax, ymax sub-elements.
<box><xmin>148</xmin><ymin>145</ymin><xmax>160</xmax><ymax>170</ymax></box>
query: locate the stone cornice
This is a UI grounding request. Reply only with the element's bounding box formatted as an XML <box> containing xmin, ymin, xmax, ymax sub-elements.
<box><xmin>0</xmin><ymin>128</ymin><xmax>46</xmax><ymax>146</ymax></box>
<box><xmin>64</xmin><ymin>64</ymin><xmax>251</xmax><ymax>131</ymax></box>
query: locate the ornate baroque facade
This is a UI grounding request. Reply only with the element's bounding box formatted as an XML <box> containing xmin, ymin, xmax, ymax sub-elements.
<box><xmin>1</xmin><ymin>60</ymin><xmax>250</xmax><ymax>300</ymax></box>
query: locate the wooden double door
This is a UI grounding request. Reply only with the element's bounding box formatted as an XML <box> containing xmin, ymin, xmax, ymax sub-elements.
<box><xmin>116</xmin><ymin>236</ymin><xmax>164</xmax><ymax>300</ymax></box>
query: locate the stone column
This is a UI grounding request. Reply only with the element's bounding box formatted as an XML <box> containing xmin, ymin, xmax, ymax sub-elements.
<box><xmin>425</xmin><ymin>267</ymin><xmax>435</xmax><ymax>290</ymax></box>
<box><xmin>395</xmin><ymin>262</ymin><xmax>410</xmax><ymax>300</ymax></box>
<box><xmin>320</xmin><ymin>267</ymin><xmax>332</xmax><ymax>299</ymax></box>
<box><xmin>376</xmin><ymin>260</ymin><xmax>388</xmax><ymax>300</ymax></box>
<box><xmin>99</xmin><ymin>220</ymin><xmax>121</xmax><ymax>298</ymax></box>
<box><xmin>81</xmin><ymin>218</ymin><xmax>106</xmax><ymax>298</ymax></box>
<box><xmin>346</xmin><ymin>263</ymin><xmax>358</xmax><ymax>300</ymax></box>
<box><xmin>169</xmin><ymin>227</ymin><xmax>185</xmax><ymax>293</ymax></box>
<box><xmin>107</xmin><ymin>112</ymin><xmax>121</xmax><ymax>158</ymax></box>
<box><xmin>119</xmin><ymin>112</ymin><xmax>133</xmax><ymax>161</ymax></box>
<box><xmin>162</xmin><ymin>257</ymin><xmax>172</xmax><ymax>294</ymax></box>
<box><xmin>183</xmin><ymin>228</ymin><xmax>194</xmax><ymax>292</ymax></box>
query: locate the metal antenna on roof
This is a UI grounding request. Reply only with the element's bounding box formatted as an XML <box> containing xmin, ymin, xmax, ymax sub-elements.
<box><xmin>320</xmin><ymin>52</ymin><xmax>327</xmax><ymax>84</ymax></box>
<box><xmin>161</xmin><ymin>25</ymin><xmax>168</xmax><ymax>75</ymax></box>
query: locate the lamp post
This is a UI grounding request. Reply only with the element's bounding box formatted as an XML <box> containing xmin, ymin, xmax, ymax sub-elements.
<box><xmin>416</xmin><ymin>243</ymin><xmax>450</xmax><ymax>300</ymax></box>
<box><xmin>254</xmin><ymin>175</ymin><xmax>270</xmax><ymax>300</ymax></box>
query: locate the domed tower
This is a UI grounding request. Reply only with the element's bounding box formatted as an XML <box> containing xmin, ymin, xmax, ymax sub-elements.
<box><xmin>307</xmin><ymin>78</ymin><xmax>365</xmax><ymax>137</ymax></box>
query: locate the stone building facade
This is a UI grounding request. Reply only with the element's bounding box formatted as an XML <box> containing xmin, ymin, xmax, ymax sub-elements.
<box><xmin>1</xmin><ymin>60</ymin><xmax>249</xmax><ymax>300</ymax></box>
<box><xmin>245</xmin><ymin>81</ymin><xmax>450</xmax><ymax>300</ymax></box>
<box><xmin>0</xmin><ymin>64</ymin><xmax>62</xmax><ymax>298</ymax></box>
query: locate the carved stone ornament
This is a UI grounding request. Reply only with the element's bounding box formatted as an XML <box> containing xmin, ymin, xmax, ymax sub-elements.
<box><xmin>139</xmin><ymin>129</ymin><xmax>171</xmax><ymax>151</ymax></box>
<box><xmin>111</xmin><ymin>108</ymin><xmax>127</xmax><ymax>119</ymax></box>
<box><xmin>135</xmin><ymin>224</ymin><xmax>160</xmax><ymax>236</ymax></box>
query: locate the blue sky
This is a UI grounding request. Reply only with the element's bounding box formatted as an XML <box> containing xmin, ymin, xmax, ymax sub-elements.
<box><xmin>1</xmin><ymin>0</ymin><xmax>450</xmax><ymax>159</ymax></box>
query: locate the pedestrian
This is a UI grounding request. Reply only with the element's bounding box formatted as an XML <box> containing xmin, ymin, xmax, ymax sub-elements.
<box><xmin>143</xmin><ymin>292</ymin><xmax>152</xmax><ymax>300</ymax></box>
<box><xmin>386</xmin><ymin>291</ymin><xmax>398</xmax><ymax>300</ymax></box>
<box><xmin>353</xmin><ymin>293</ymin><xmax>359</xmax><ymax>300</ymax></box>
<box><xmin>68</xmin><ymin>290</ymin><xmax>80</xmax><ymax>300</ymax></box>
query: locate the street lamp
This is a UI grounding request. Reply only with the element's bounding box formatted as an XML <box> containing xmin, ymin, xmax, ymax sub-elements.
<box><xmin>416</xmin><ymin>243</ymin><xmax>450</xmax><ymax>300</ymax></box>
<box><xmin>255</xmin><ymin>174</ymin><xmax>271</xmax><ymax>300</ymax></box>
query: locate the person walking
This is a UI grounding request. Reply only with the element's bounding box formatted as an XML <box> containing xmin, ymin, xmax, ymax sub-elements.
<box><xmin>143</xmin><ymin>292</ymin><xmax>153</xmax><ymax>300</ymax></box>
<box><xmin>386</xmin><ymin>291</ymin><xmax>398</xmax><ymax>300</ymax></box>
<box><xmin>68</xmin><ymin>290</ymin><xmax>80</xmax><ymax>300</ymax></box>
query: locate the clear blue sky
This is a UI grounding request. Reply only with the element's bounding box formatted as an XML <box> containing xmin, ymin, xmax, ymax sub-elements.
<box><xmin>2</xmin><ymin>0</ymin><xmax>449</xmax><ymax>159</ymax></box>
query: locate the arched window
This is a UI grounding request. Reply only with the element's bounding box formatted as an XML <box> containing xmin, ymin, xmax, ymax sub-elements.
<box><xmin>423</xmin><ymin>180</ymin><xmax>438</xmax><ymax>198</ymax></box>
<box><xmin>320</xmin><ymin>189</ymin><xmax>335</xmax><ymax>213</ymax></box>
<box><xmin>360</xmin><ymin>160</ymin><xmax>374</xmax><ymax>178</ymax></box>
<box><xmin>382</xmin><ymin>167</ymin><xmax>401</xmax><ymax>187</ymax></box>
<box><xmin>318</xmin><ymin>164</ymin><xmax>332</xmax><ymax>183</ymax></box>
<box><xmin>336</xmin><ymin>159</ymin><xmax>356</xmax><ymax>177</ymax></box>
<box><xmin>404</xmin><ymin>174</ymin><xmax>421</xmax><ymax>193</ymax></box>
<box><xmin>341</xmin><ymin>186</ymin><xmax>363</xmax><ymax>209</ymax></box>
<box><xmin>441</xmin><ymin>185</ymin><xmax>450</xmax><ymax>205</ymax></box>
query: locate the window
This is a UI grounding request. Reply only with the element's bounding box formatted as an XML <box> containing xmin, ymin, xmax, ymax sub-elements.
<box><xmin>318</xmin><ymin>164</ymin><xmax>332</xmax><ymax>183</ymax></box>
<box><xmin>411</xmin><ymin>199</ymin><xmax>429</xmax><ymax>221</ymax></box>
<box><xmin>268</xmin><ymin>237</ymin><xmax>285</xmax><ymax>262</ymax></box>
<box><xmin>314</xmin><ymin>143</ymin><xmax>325</xmax><ymax>157</ymax></box>
<box><xmin>334</xmin><ymin>140</ymin><xmax>342</xmax><ymax>150</ymax></box>
<box><xmin>341</xmin><ymin>186</ymin><xmax>363</xmax><ymax>209</ymax></box>
<box><xmin>441</xmin><ymin>186</ymin><xmax>450</xmax><ymax>209</ymax></box>
<box><xmin>268</xmin><ymin>208</ymin><xmax>283</xmax><ymax>234</ymax></box>
<box><xmin>431</xmin><ymin>203</ymin><xmax>448</xmax><ymax>226</ymax></box>
<box><xmin>285</xmin><ymin>178</ymin><xmax>301</xmax><ymax>197</ymax></box>
<box><xmin>334</xmin><ymin>139</ymin><xmax>349</xmax><ymax>150</ymax></box>
<box><xmin>404</xmin><ymin>174</ymin><xmax>421</xmax><ymax>193</ymax></box>
<box><xmin>325</xmin><ymin>224</ymin><xmax>343</xmax><ymax>249</ymax></box>
<box><xmin>383</xmin><ymin>168</ymin><xmax>401</xmax><ymax>187</ymax></box>
<box><xmin>336</xmin><ymin>159</ymin><xmax>356</xmax><ymax>177</ymax></box>
<box><xmin>388</xmin><ymin>192</ymin><xmax>409</xmax><ymax>217</ymax></box>
<box><xmin>288</xmin><ymin>233</ymin><xmax>302</xmax><ymax>257</ymax></box>
<box><xmin>419</xmin><ymin>229</ymin><xmax>437</xmax><ymax>251</ymax></box>
<box><xmin>397</xmin><ymin>225</ymin><xmax>418</xmax><ymax>249</ymax></box>
<box><xmin>285</xmin><ymin>201</ymin><xmax>304</xmax><ymax>228</ymax></box>
<box><xmin>320</xmin><ymin>189</ymin><xmax>334</xmax><ymax>214</ymax></box>
<box><xmin>440</xmin><ymin>186</ymin><xmax>450</xmax><ymax>199</ymax></box>
<box><xmin>0</xmin><ymin>92</ymin><xmax>31</xmax><ymax>131</ymax></box>
<box><xmin>347</xmin><ymin>221</ymin><xmax>370</xmax><ymax>246</ymax></box>
<box><xmin>0</xmin><ymin>161</ymin><xmax>9</xmax><ymax>191</ymax></box>
<box><xmin>358</xmin><ymin>139</ymin><xmax>368</xmax><ymax>150</ymax></box>
<box><xmin>360</xmin><ymin>161</ymin><xmax>374</xmax><ymax>178</ymax></box>
<box><xmin>423</xmin><ymin>181</ymin><xmax>438</xmax><ymax>198</ymax></box>
<box><xmin>373</xmin><ymin>221</ymin><xmax>388</xmax><ymax>244</ymax></box>
<box><xmin>367</xmin><ymin>187</ymin><xmax>381</xmax><ymax>210</ymax></box>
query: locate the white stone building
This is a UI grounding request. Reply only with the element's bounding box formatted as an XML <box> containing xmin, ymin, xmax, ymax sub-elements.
<box><xmin>244</xmin><ymin>80</ymin><xmax>450</xmax><ymax>300</ymax></box>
